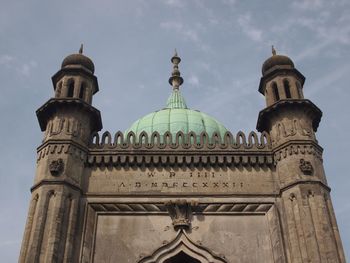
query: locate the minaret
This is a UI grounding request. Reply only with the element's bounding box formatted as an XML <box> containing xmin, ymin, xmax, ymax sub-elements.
<box><xmin>257</xmin><ymin>47</ymin><xmax>345</xmax><ymax>262</ymax></box>
<box><xmin>19</xmin><ymin>46</ymin><xmax>102</xmax><ymax>262</ymax></box>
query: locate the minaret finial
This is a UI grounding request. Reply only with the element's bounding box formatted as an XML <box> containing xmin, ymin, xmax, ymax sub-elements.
<box><xmin>168</xmin><ymin>49</ymin><xmax>184</xmax><ymax>89</ymax></box>
<box><xmin>272</xmin><ymin>45</ymin><xmax>277</xmax><ymax>56</ymax></box>
<box><xmin>79</xmin><ymin>44</ymin><xmax>83</xmax><ymax>54</ymax></box>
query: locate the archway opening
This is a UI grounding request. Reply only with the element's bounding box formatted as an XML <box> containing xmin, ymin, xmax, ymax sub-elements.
<box><xmin>164</xmin><ymin>251</ymin><xmax>201</xmax><ymax>263</ymax></box>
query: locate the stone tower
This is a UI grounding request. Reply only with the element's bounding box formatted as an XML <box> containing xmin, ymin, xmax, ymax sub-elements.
<box><xmin>19</xmin><ymin>46</ymin><xmax>102</xmax><ymax>262</ymax></box>
<box><xmin>19</xmin><ymin>48</ymin><xmax>345</xmax><ymax>263</ymax></box>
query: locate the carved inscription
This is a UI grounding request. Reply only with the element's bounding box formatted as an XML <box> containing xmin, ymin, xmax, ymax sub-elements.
<box><xmin>88</xmin><ymin>168</ymin><xmax>277</xmax><ymax>194</ymax></box>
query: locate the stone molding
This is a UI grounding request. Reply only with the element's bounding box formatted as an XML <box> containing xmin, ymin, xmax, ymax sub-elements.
<box><xmin>273</xmin><ymin>141</ymin><xmax>323</xmax><ymax>164</ymax></box>
<box><xmin>36</xmin><ymin>98</ymin><xmax>102</xmax><ymax>132</ymax></box>
<box><xmin>88</xmin><ymin>202</ymin><xmax>273</xmax><ymax>215</ymax></box>
<box><xmin>138</xmin><ymin>229</ymin><xmax>227</xmax><ymax>263</ymax></box>
<box><xmin>279</xmin><ymin>180</ymin><xmax>331</xmax><ymax>194</ymax></box>
<box><xmin>87</xmin><ymin>152</ymin><xmax>274</xmax><ymax>167</ymax></box>
<box><xmin>257</xmin><ymin>99</ymin><xmax>322</xmax><ymax>132</ymax></box>
<box><xmin>37</xmin><ymin>140</ymin><xmax>88</xmax><ymax>162</ymax></box>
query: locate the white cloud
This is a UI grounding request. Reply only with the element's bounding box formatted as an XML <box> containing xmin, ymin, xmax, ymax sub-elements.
<box><xmin>222</xmin><ymin>0</ymin><xmax>237</xmax><ymax>6</ymax></box>
<box><xmin>291</xmin><ymin>0</ymin><xmax>324</xmax><ymax>10</ymax></box>
<box><xmin>188</xmin><ymin>74</ymin><xmax>199</xmax><ymax>87</ymax></box>
<box><xmin>163</xmin><ymin>0</ymin><xmax>185</xmax><ymax>8</ymax></box>
<box><xmin>306</xmin><ymin>63</ymin><xmax>350</xmax><ymax>96</ymax></box>
<box><xmin>0</xmin><ymin>55</ymin><xmax>14</xmax><ymax>65</ymax></box>
<box><xmin>160</xmin><ymin>21</ymin><xmax>210</xmax><ymax>51</ymax></box>
<box><xmin>237</xmin><ymin>13</ymin><xmax>263</xmax><ymax>42</ymax></box>
<box><xmin>0</xmin><ymin>55</ymin><xmax>37</xmax><ymax>77</ymax></box>
<box><xmin>160</xmin><ymin>21</ymin><xmax>199</xmax><ymax>43</ymax></box>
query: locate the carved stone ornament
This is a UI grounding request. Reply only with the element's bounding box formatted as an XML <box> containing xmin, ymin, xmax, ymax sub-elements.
<box><xmin>165</xmin><ymin>200</ymin><xmax>197</xmax><ymax>230</ymax></box>
<box><xmin>138</xmin><ymin>229</ymin><xmax>227</xmax><ymax>263</ymax></box>
<box><xmin>299</xmin><ymin>158</ymin><xmax>313</xmax><ymax>175</ymax></box>
<box><xmin>49</xmin><ymin>158</ymin><xmax>64</xmax><ymax>176</ymax></box>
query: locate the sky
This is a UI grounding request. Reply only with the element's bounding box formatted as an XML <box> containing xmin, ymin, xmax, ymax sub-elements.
<box><xmin>0</xmin><ymin>0</ymin><xmax>349</xmax><ymax>261</ymax></box>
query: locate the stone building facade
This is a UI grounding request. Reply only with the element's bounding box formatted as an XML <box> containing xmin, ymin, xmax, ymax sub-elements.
<box><xmin>19</xmin><ymin>47</ymin><xmax>346</xmax><ymax>263</ymax></box>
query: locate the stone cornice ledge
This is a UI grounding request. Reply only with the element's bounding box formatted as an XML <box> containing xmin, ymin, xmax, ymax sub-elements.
<box><xmin>31</xmin><ymin>179</ymin><xmax>83</xmax><ymax>194</ymax></box>
<box><xmin>279</xmin><ymin>179</ymin><xmax>330</xmax><ymax>194</ymax></box>
<box><xmin>86</xmin><ymin>151</ymin><xmax>274</xmax><ymax>167</ymax></box>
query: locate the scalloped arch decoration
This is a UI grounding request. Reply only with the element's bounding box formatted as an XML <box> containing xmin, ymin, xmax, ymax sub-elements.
<box><xmin>138</xmin><ymin>230</ymin><xmax>227</xmax><ymax>263</ymax></box>
<box><xmin>89</xmin><ymin>130</ymin><xmax>272</xmax><ymax>150</ymax></box>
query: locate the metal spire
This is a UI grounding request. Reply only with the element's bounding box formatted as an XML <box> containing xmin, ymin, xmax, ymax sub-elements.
<box><xmin>272</xmin><ymin>45</ymin><xmax>277</xmax><ymax>56</ymax></box>
<box><xmin>79</xmin><ymin>44</ymin><xmax>83</xmax><ymax>54</ymax></box>
<box><xmin>168</xmin><ymin>49</ymin><xmax>184</xmax><ymax>89</ymax></box>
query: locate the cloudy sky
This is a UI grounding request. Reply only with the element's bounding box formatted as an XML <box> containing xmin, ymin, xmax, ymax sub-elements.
<box><xmin>1</xmin><ymin>0</ymin><xmax>349</xmax><ymax>261</ymax></box>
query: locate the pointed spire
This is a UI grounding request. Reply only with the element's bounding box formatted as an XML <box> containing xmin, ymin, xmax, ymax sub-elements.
<box><xmin>79</xmin><ymin>44</ymin><xmax>83</xmax><ymax>54</ymax></box>
<box><xmin>272</xmin><ymin>45</ymin><xmax>277</xmax><ymax>56</ymax></box>
<box><xmin>168</xmin><ymin>49</ymin><xmax>184</xmax><ymax>89</ymax></box>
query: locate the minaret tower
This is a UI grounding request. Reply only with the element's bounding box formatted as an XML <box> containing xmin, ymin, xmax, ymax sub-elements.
<box><xmin>19</xmin><ymin>46</ymin><xmax>102</xmax><ymax>262</ymax></box>
<box><xmin>257</xmin><ymin>47</ymin><xmax>345</xmax><ymax>262</ymax></box>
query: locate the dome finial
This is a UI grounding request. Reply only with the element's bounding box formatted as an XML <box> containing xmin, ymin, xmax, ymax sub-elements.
<box><xmin>79</xmin><ymin>44</ymin><xmax>83</xmax><ymax>54</ymax></box>
<box><xmin>168</xmin><ymin>49</ymin><xmax>184</xmax><ymax>89</ymax></box>
<box><xmin>272</xmin><ymin>45</ymin><xmax>277</xmax><ymax>56</ymax></box>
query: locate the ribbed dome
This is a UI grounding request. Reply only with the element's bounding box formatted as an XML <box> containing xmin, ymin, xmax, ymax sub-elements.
<box><xmin>262</xmin><ymin>54</ymin><xmax>294</xmax><ymax>75</ymax></box>
<box><xmin>61</xmin><ymin>53</ymin><xmax>95</xmax><ymax>73</ymax></box>
<box><xmin>126</xmin><ymin>89</ymin><xmax>227</xmax><ymax>138</ymax></box>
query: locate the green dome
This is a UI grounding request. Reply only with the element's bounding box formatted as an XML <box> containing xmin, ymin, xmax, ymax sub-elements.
<box><xmin>126</xmin><ymin>89</ymin><xmax>227</xmax><ymax>138</ymax></box>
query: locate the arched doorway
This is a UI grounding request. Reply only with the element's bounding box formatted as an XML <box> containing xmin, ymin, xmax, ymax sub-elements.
<box><xmin>164</xmin><ymin>251</ymin><xmax>200</xmax><ymax>263</ymax></box>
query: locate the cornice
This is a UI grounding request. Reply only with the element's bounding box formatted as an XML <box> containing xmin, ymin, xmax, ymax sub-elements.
<box><xmin>256</xmin><ymin>99</ymin><xmax>322</xmax><ymax>132</ymax></box>
<box><xmin>36</xmin><ymin>98</ymin><xmax>102</xmax><ymax>132</ymax></box>
<box><xmin>30</xmin><ymin>179</ymin><xmax>83</xmax><ymax>194</ymax></box>
<box><xmin>279</xmin><ymin>179</ymin><xmax>331</xmax><ymax>194</ymax></box>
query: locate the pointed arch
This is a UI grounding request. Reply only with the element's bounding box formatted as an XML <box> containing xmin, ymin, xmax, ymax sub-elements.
<box><xmin>79</xmin><ymin>81</ymin><xmax>87</xmax><ymax>100</ymax></box>
<box><xmin>139</xmin><ymin>230</ymin><xmax>227</xmax><ymax>263</ymax></box>
<box><xmin>283</xmin><ymin>79</ymin><xmax>291</xmax><ymax>98</ymax></box>
<box><xmin>272</xmin><ymin>82</ymin><xmax>279</xmax><ymax>101</ymax></box>
<box><xmin>67</xmin><ymin>79</ymin><xmax>75</xmax><ymax>98</ymax></box>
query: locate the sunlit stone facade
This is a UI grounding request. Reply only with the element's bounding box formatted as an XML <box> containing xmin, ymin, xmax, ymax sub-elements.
<box><xmin>19</xmin><ymin>47</ymin><xmax>345</xmax><ymax>263</ymax></box>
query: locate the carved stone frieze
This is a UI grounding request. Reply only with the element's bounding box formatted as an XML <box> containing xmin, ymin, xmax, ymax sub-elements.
<box><xmin>272</xmin><ymin>119</ymin><xmax>314</xmax><ymax>146</ymax></box>
<box><xmin>45</xmin><ymin>117</ymin><xmax>83</xmax><ymax>138</ymax></box>
<box><xmin>37</xmin><ymin>142</ymin><xmax>87</xmax><ymax>162</ymax></box>
<box><xmin>274</xmin><ymin>142</ymin><xmax>323</xmax><ymax>164</ymax></box>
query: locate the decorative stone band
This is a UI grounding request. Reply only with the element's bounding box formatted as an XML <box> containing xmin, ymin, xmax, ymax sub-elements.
<box><xmin>256</xmin><ymin>99</ymin><xmax>322</xmax><ymax>132</ymax></box>
<box><xmin>89</xmin><ymin>131</ymin><xmax>271</xmax><ymax>150</ymax></box>
<box><xmin>273</xmin><ymin>140</ymin><xmax>323</xmax><ymax>164</ymax></box>
<box><xmin>36</xmin><ymin>140</ymin><xmax>88</xmax><ymax>162</ymax></box>
<box><xmin>87</xmin><ymin>152</ymin><xmax>274</xmax><ymax>166</ymax></box>
<box><xmin>88</xmin><ymin>202</ymin><xmax>273</xmax><ymax>215</ymax></box>
<box><xmin>36</xmin><ymin>98</ymin><xmax>102</xmax><ymax>132</ymax></box>
<box><xmin>86</xmin><ymin>131</ymin><xmax>273</xmax><ymax>166</ymax></box>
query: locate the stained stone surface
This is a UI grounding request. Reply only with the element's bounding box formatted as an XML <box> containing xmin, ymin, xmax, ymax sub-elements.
<box><xmin>19</xmin><ymin>50</ymin><xmax>346</xmax><ymax>263</ymax></box>
<box><xmin>94</xmin><ymin>214</ymin><xmax>274</xmax><ymax>263</ymax></box>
